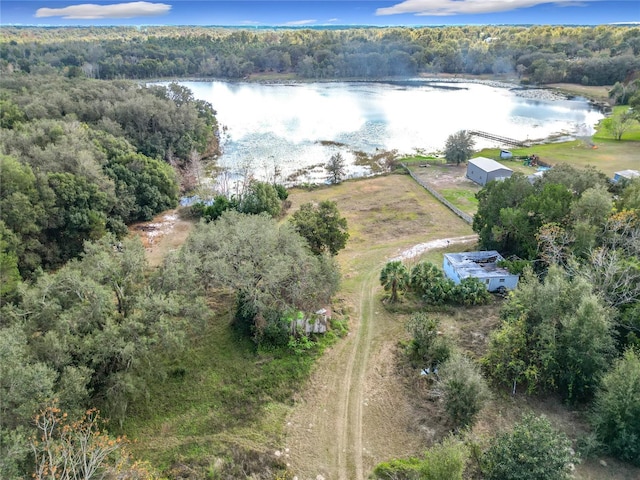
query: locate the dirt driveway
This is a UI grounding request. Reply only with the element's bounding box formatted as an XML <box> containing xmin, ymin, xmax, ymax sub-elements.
<box><xmin>285</xmin><ymin>235</ymin><xmax>476</xmax><ymax>480</ymax></box>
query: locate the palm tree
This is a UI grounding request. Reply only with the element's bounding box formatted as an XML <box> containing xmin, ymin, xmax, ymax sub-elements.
<box><xmin>380</xmin><ymin>261</ymin><xmax>409</xmax><ymax>303</ymax></box>
<box><xmin>409</xmin><ymin>261</ymin><xmax>444</xmax><ymax>295</ymax></box>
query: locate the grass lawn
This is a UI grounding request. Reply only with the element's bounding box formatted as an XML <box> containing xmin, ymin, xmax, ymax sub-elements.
<box><xmin>439</xmin><ymin>188</ymin><xmax>479</xmax><ymax>215</ymax></box>
<box><xmin>476</xmin><ymin>137</ymin><xmax>640</xmax><ymax>177</ymax></box>
<box><xmin>594</xmin><ymin>105</ymin><xmax>640</xmax><ymax>142</ymax></box>
<box><xmin>473</xmin><ymin>104</ymin><xmax>640</xmax><ymax>177</ymax></box>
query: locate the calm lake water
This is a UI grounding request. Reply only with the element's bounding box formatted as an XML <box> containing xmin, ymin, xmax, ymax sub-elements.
<box><xmin>179</xmin><ymin>80</ymin><xmax>604</xmax><ymax>184</ymax></box>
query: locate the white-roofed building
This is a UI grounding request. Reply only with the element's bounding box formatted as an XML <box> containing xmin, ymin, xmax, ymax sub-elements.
<box><xmin>612</xmin><ymin>170</ymin><xmax>640</xmax><ymax>183</ymax></box>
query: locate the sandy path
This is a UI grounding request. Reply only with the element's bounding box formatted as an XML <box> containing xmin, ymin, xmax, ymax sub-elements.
<box><xmin>285</xmin><ymin>235</ymin><xmax>476</xmax><ymax>480</ymax></box>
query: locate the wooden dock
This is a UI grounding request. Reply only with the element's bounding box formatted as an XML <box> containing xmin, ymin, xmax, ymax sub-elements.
<box><xmin>467</xmin><ymin>130</ymin><xmax>530</xmax><ymax>148</ymax></box>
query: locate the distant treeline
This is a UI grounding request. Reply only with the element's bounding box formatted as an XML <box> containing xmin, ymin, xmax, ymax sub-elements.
<box><xmin>1</xmin><ymin>25</ymin><xmax>639</xmax><ymax>84</ymax></box>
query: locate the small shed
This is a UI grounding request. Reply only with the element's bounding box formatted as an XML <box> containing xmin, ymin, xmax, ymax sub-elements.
<box><xmin>290</xmin><ymin>308</ymin><xmax>331</xmax><ymax>335</ymax></box>
<box><xmin>612</xmin><ymin>170</ymin><xmax>640</xmax><ymax>183</ymax></box>
<box><xmin>466</xmin><ymin>157</ymin><xmax>513</xmax><ymax>186</ymax></box>
<box><xmin>443</xmin><ymin>251</ymin><xmax>519</xmax><ymax>292</ymax></box>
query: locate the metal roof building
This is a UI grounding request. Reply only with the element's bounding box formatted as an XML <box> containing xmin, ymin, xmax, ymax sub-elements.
<box><xmin>466</xmin><ymin>157</ymin><xmax>513</xmax><ymax>186</ymax></box>
<box><xmin>443</xmin><ymin>250</ymin><xmax>519</xmax><ymax>292</ymax></box>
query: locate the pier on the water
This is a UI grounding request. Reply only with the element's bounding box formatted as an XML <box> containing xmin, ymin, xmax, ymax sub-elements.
<box><xmin>466</xmin><ymin>130</ymin><xmax>530</xmax><ymax>148</ymax></box>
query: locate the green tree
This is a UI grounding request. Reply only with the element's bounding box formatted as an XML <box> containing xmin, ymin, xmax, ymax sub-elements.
<box><xmin>179</xmin><ymin>211</ymin><xmax>340</xmax><ymax>341</ymax></box>
<box><xmin>591</xmin><ymin>348</ymin><xmax>640</xmax><ymax>465</ymax></box>
<box><xmin>601</xmin><ymin>110</ymin><xmax>637</xmax><ymax>140</ymax></box>
<box><xmin>105</xmin><ymin>152</ymin><xmax>179</xmax><ymax>222</ymax></box>
<box><xmin>193</xmin><ymin>195</ymin><xmax>236</xmax><ymax>222</ymax></box>
<box><xmin>617</xmin><ymin>177</ymin><xmax>640</xmax><ymax>211</ymax></box>
<box><xmin>482</xmin><ymin>413</ymin><xmax>574</xmax><ymax>480</ymax></box>
<box><xmin>438</xmin><ymin>353</ymin><xmax>491</xmax><ymax>429</ymax></box>
<box><xmin>0</xmin><ymin>223</ymin><xmax>21</xmax><ymax>303</ymax></box>
<box><xmin>541</xmin><ymin>163</ymin><xmax>608</xmax><ymax>196</ymax></box>
<box><xmin>444</xmin><ymin>130</ymin><xmax>475</xmax><ymax>165</ymax></box>
<box><xmin>238</xmin><ymin>181</ymin><xmax>282</xmax><ymax>217</ymax></box>
<box><xmin>0</xmin><ymin>155</ymin><xmax>51</xmax><ymax>276</ymax></box>
<box><xmin>290</xmin><ymin>200</ymin><xmax>349</xmax><ymax>256</ymax></box>
<box><xmin>45</xmin><ymin>172</ymin><xmax>110</xmax><ymax>265</ymax></box>
<box><xmin>556</xmin><ymin>294</ymin><xmax>615</xmax><ymax>402</ymax></box>
<box><xmin>13</xmin><ymin>235</ymin><xmax>193</xmax><ymax>423</ymax></box>
<box><xmin>571</xmin><ymin>186</ymin><xmax>613</xmax><ymax>226</ymax></box>
<box><xmin>473</xmin><ymin>174</ymin><xmax>534</xmax><ymax>257</ymax></box>
<box><xmin>483</xmin><ymin>266</ymin><xmax>614</xmax><ymax>401</ymax></box>
<box><xmin>0</xmin><ymin>325</ymin><xmax>56</xmax><ymax>431</ymax></box>
<box><xmin>380</xmin><ymin>261</ymin><xmax>409</xmax><ymax>303</ymax></box>
<box><xmin>326</xmin><ymin>152</ymin><xmax>346</xmax><ymax>184</ymax></box>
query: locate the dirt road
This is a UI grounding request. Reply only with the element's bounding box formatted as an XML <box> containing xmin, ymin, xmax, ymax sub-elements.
<box><xmin>285</xmin><ymin>235</ymin><xmax>477</xmax><ymax>480</ymax></box>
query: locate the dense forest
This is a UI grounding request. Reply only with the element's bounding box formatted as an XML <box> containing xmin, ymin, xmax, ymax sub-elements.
<box><xmin>1</xmin><ymin>25</ymin><xmax>640</xmax><ymax>84</ymax></box>
<box><xmin>0</xmin><ymin>74</ymin><xmax>219</xmax><ymax>282</ymax></box>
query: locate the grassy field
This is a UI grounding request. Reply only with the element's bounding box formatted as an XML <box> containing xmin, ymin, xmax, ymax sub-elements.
<box><xmin>123</xmin><ymin>290</ymin><xmax>324</xmax><ymax>477</ymax></box>
<box><xmin>546</xmin><ymin>83</ymin><xmax>612</xmax><ymax>103</ymax></box>
<box><xmin>594</xmin><ymin>105</ymin><xmax>640</xmax><ymax>142</ymax></box>
<box><xmin>475</xmin><ymin>138</ymin><xmax>639</xmax><ymax>178</ymax></box>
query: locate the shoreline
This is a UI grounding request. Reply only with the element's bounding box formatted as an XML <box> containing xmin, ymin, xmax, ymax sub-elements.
<box><xmin>151</xmin><ymin>74</ymin><xmax>612</xmax><ymax>106</ymax></box>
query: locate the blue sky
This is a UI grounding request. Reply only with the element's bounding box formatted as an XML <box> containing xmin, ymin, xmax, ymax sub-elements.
<box><xmin>1</xmin><ymin>0</ymin><xmax>639</xmax><ymax>26</ymax></box>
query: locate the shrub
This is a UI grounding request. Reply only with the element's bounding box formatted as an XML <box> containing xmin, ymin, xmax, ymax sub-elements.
<box><xmin>406</xmin><ymin>313</ymin><xmax>452</xmax><ymax>368</ymax></box>
<box><xmin>425</xmin><ymin>278</ymin><xmax>456</xmax><ymax>305</ymax></box>
<box><xmin>482</xmin><ymin>413</ymin><xmax>574</xmax><ymax>480</ymax></box>
<box><xmin>439</xmin><ymin>353</ymin><xmax>491</xmax><ymax>429</ymax></box>
<box><xmin>274</xmin><ymin>183</ymin><xmax>289</xmax><ymax>200</ymax></box>
<box><xmin>452</xmin><ymin>277</ymin><xmax>491</xmax><ymax>306</ymax></box>
<box><xmin>371</xmin><ymin>436</ymin><xmax>469</xmax><ymax>480</ymax></box>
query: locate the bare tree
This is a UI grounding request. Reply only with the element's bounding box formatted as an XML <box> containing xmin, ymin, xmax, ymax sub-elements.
<box><xmin>578</xmin><ymin>247</ymin><xmax>640</xmax><ymax>309</ymax></box>
<box><xmin>536</xmin><ymin>223</ymin><xmax>575</xmax><ymax>267</ymax></box>
<box><xmin>31</xmin><ymin>404</ymin><xmax>123</xmax><ymax>480</ymax></box>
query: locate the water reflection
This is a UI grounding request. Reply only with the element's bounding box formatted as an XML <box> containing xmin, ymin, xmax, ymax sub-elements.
<box><xmin>180</xmin><ymin>80</ymin><xmax>603</xmax><ymax>184</ymax></box>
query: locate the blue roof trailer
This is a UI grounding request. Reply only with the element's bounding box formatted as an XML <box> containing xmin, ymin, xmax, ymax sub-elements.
<box><xmin>613</xmin><ymin>170</ymin><xmax>640</xmax><ymax>183</ymax></box>
<box><xmin>443</xmin><ymin>251</ymin><xmax>519</xmax><ymax>292</ymax></box>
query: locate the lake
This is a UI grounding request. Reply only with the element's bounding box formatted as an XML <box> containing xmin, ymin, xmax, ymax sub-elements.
<box><xmin>179</xmin><ymin>79</ymin><xmax>604</xmax><ymax>185</ymax></box>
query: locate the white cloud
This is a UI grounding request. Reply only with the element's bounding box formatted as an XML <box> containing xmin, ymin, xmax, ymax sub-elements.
<box><xmin>35</xmin><ymin>1</ymin><xmax>171</xmax><ymax>20</ymax></box>
<box><xmin>376</xmin><ymin>0</ymin><xmax>591</xmax><ymax>16</ymax></box>
<box><xmin>284</xmin><ymin>19</ymin><xmax>317</xmax><ymax>25</ymax></box>
<box><xmin>327</xmin><ymin>18</ymin><xmax>340</xmax><ymax>23</ymax></box>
